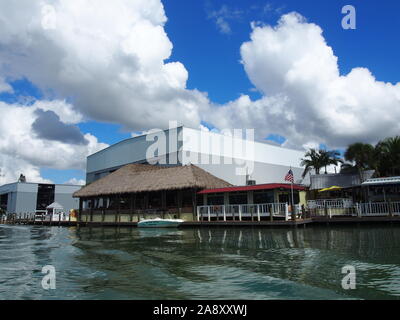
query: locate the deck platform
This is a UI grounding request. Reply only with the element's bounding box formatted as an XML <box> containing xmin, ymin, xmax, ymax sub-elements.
<box><xmin>5</xmin><ymin>216</ymin><xmax>400</xmax><ymax>227</ymax></box>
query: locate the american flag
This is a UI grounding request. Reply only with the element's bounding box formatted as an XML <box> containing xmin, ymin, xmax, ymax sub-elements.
<box><xmin>284</xmin><ymin>169</ymin><xmax>294</xmax><ymax>183</ymax></box>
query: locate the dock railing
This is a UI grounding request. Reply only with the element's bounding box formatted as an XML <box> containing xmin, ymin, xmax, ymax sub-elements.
<box><xmin>307</xmin><ymin>199</ymin><xmax>355</xmax><ymax>217</ymax></box>
<box><xmin>356</xmin><ymin>202</ymin><xmax>400</xmax><ymax>217</ymax></box>
<box><xmin>197</xmin><ymin>203</ymin><xmax>290</xmax><ymax>222</ymax></box>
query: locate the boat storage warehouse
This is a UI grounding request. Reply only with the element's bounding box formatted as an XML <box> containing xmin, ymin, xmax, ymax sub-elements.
<box><xmin>0</xmin><ymin>182</ymin><xmax>81</xmax><ymax>215</ymax></box>
<box><xmin>86</xmin><ymin>126</ymin><xmax>307</xmax><ymax>186</ymax></box>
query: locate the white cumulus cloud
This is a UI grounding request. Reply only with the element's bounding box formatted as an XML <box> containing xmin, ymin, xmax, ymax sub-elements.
<box><xmin>0</xmin><ymin>101</ymin><xmax>108</xmax><ymax>184</ymax></box>
<box><xmin>0</xmin><ymin>0</ymin><xmax>208</xmax><ymax>132</ymax></box>
<box><xmin>208</xmin><ymin>13</ymin><xmax>400</xmax><ymax>149</ymax></box>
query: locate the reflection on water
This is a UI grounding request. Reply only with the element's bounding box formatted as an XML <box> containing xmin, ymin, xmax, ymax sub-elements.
<box><xmin>1</xmin><ymin>224</ymin><xmax>400</xmax><ymax>300</ymax></box>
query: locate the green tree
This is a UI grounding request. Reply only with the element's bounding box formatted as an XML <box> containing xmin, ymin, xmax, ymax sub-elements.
<box><xmin>319</xmin><ymin>150</ymin><xmax>343</xmax><ymax>174</ymax></box>
<box><xmin>344</xmin><ymin>142</ymin><xmax>378</xmax><ymax>181</ymax></box>
<box><xmin>376</xmin><ymin>136</ymin><xmax>400</xmax><ymax>176</ymax></box>
<box><xmin>300</xmin><ymin>149</ymin><xmax>323</xmax><ymax>178</ymax></box>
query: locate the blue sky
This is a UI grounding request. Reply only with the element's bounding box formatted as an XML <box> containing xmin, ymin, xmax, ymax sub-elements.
<box><xmin>0</xmin><ymin>0</ymin><xmax>399</xmax><ymax>184</ymax></box>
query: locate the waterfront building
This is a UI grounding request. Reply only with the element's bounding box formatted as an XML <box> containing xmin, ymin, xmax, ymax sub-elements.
<box><xmin>74</xmin><ymin>163</ymin><xmax>307</xmax><ymax>222</ymax></box>
<box><xmin>86</xmin><ymin>126</ymin><xmax>308</xmax><ymax>186</ymax></box>
<box><xmin>0</xmin><ymin>182</ymin><xmax>81</xmax><ymax>216</ymax></box>
<box><xmin>73</xmin><ymin>163</ymin><xmax>232</xmax><ymax>222</ymax></box>
<box><xmin>361</xmin><ymin>177</ymin><xmax>400</xmax><ymax>202</ymax></box>
<box><xmin>197</xmin><ymin>183</ymin><xmax>307</xmax><ymax>221</ymax></box>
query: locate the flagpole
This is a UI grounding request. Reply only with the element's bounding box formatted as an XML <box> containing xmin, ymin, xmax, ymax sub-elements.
<box><xmin>290</xmin><ymin>167</ymin><xmax>295</xmax><ymax>213</ymax></box>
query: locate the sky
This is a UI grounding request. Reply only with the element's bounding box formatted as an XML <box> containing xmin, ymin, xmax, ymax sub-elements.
<box><xmin>0</xmin><ymin>0</ymin><xmax>399</xmax><ymax>185</ymax></box>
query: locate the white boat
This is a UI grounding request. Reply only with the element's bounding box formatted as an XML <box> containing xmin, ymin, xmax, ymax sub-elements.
<box><xmin>137</xmin><ymin>218</ymin><xmax>184</xmax><ymax>228</ymax></box>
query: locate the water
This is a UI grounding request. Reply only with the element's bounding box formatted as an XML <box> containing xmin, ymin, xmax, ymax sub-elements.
<box><xmin>1</xmin><ymin>224</ymin><xmax>400</xmax><ymax>300</ymax></box>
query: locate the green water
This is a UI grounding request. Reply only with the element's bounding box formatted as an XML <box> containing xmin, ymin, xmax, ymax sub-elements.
<box><xmin>0</xmin><ymin>224</ymin><xmax>400</xmax><ymax>300</ymax></box>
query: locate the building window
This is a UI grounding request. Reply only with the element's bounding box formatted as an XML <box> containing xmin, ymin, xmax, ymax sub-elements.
<box><xmin>254</xmin><ymin>191</ymin><xmax>274</xmax><ymax>204</ymax></box>
<box><xmin>120</xmin><ymin>195</ymin><xmax>131</xmax><ymax>210</ymax></box>
<box><xmin>166</xmin><ymin>191</ymin><xmax>177</xmax><ymax>208</ymax></box>
<box><xmin>0</xmin><ymin>193</ymin><xmax>8</xmax><ymax>211</ymax></box>
<box><xmin>196</xmin><ymin>195</ymin><xmax>204</xmax><ymax>206</ymax></box>
<box><xmin>182</xmin><ymin>190</ymin><xmax>193</xmax><ymax>207</ymax></box>
<box><xmin>135</xmin><ymin>193</ymin><xmax>146</xmax><ymax>210</ymax></box>
<box><xmin>207</xmin><ymin>194</ymin><xmax>224</xmax><ymax>205</ymax></box>
<box><xmin>229</xmin><ymin>192</ymin><xmax>247</xmax><ymax>205</ymax></box>
<box><xmin>148</xmin><ymin>192</ymin><xmax>162</xmax><ymax>209</ymax></box>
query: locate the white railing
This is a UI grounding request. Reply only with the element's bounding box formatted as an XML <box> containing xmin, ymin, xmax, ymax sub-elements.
<box><xmin>356</xmin><ymin>202</ymin><xmax>400</xmax><ymax>217</ymax></box>
<box><xmin>307</xmin><ymin>199</ymin><xmax>353</xmax><ymax>209</ymax></box>
<box><xmin>197</xmin><ymin>203</ymin><xmax>290</xmax><ymax>222</ymax></box>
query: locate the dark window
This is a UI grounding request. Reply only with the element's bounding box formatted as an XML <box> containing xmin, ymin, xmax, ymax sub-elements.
<box><xmin>135</xmin><ymin>193</ymin><xmax>146</xmax><ymax>209</ymax></box>
<box><xmin>279</xmin><ymin>192</ymin><xmax>299</xmax><ymax>204</ymax></box>
<box><xmin>0</xmin><ymin>194</ymin><xmax>8</xmax><ymax>211</ymax></box>
<box><xmin>148</xmin><ymin>192</ymin><xmax>162</xmax><ymax>209</ymax></box>
<box><xmin>196</xmin><ymin>194</ymin><xmax>204</xmax><ymax>206</ymax></box>
<box><xmin>182</xmin><ymin>190</ymin><xmax>193</xmax><ymax>207</ymax></box>
<box><xmin>108</xmin><ymin>196</ymin><xmax>119</xmax><ymax>210</ymax></box>
<box><xmin>229</xmin><ymin>193</ymin><xmax>247</xmax><ymax>205</ymax></box>
<box><xmin>254</xmin><ymin>191</ymin><xmax>275</xmax><ymax>204</ymax></box>
<box><xmin>207</xmin><ymin>194</ymin><xmax>224</xmax><ymax>205</ymax></box>
<box><xmin>120</xmin><ymin>195</ymin><xmax>131</xmax><ymax>210</ymax></box>
<box><xmin>36</xmin><ymin>184</ymin><xmax>55</xmax><ymax>210</ymax></box>
<box><xmin>166</xmin><ymin>191</ymin><xmax>177</xmax><ymax>207</ymax></box>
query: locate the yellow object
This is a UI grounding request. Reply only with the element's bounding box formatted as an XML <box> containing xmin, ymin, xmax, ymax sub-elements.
<box><xmin>318</xmin><ymin>186</ymin><xmax>342</xmax><ymax>192</ymax></box>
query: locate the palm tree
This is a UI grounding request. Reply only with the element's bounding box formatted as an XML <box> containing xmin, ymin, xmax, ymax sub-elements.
<box><xmin>319</xmin><ymin>150</ymin><xmax>343</xmax><ymax>173</ymax></box>
<box><xmin>300</xmin><ymin>149</ymin><xmax>324</xmax><ymax>178</ymax></box>
<box><xmin>376</xmin><ymin>136</ymin><xmax>400</xmax><ymax>176</ymax></box>
<box><xmin>344</xmin><ymin>142</ymin><xmax>377</xmax><ymax>181</ymax></box>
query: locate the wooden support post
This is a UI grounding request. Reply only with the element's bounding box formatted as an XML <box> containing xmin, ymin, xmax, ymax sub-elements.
<box><xmin>78</xmin><ymin>198</ymin><xmax>83</xmax><ymax>225</ymax></box>
<box><xmin>162</xmin><ymin>191</ymin><xmax>167</xmax><ymax>220</ymax></box>
<box><xmin>115</xmin><ymin>195</ymin><xmax>119</xmax><ymax>223</ymax></box>
<box><xmin>177</xmin><ymin>190</ymin><xmax>182</xmax><ymax>219</ymax></box>
<box><xmin>192</xmin><ymin>189</ymin><xmax>197</xmax><ymax>222</ymax></box>
<box><xmin>389</xmin><ymin>199</ymin><xmax>394</xmax><ymax>217</ymax></box>
<box><xmin>285</xmin><ymin>204</ymin><xmax>289</xmax><ymax>221</ymax></box>
<box><xmin>90</xmin><ymin>200</ymin><xmax>94</xmax><ymax>222</ymax></box>
<box><xmin>257</xmin><ymin>205</ymin><xmax>260</xmax><ymax>222</ymax></box>
<box><xmin>292</xmin><ymin>204</ymin><xmax>297</xmax><ymax>222</ymax></box>
<box><xmin>269</xmin><ymin>205</ymin><xmax>273</xmax><ymax>222</ymax></box>
<box><xmin>130</xmin><ymin>194</ymin><xmax>134</xmax><ymax>222</ymax></box>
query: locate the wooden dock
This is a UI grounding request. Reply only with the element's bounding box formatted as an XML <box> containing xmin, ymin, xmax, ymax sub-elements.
<box><xmin>3</xmin><ymin>216</ymin><xmax>400</xmax><ymax>227</ymax></box>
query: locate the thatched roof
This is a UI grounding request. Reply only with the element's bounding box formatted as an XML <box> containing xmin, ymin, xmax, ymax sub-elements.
<box><xmin>73</xmin><ymin>164</ymin><xmax>232</xmax><ymax>198</ymax></box>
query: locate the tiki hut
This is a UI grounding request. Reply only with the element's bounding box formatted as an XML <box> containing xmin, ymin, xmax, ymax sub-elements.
<box><xmin>73</xmin><ymin>164</ymin><xmax>232</xmax><ymax>221</ymax></box>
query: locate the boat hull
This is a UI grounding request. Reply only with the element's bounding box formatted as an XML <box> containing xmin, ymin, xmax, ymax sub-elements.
<box><xmin>137</xmin><ymin>219</ymin><xmax>184</xmax><ymax>228</ymax></box>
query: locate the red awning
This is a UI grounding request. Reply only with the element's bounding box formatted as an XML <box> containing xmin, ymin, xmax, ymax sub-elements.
<box><xmin>198</xmin><ymin>183</ymin><xmax>307</xmax><ymax>194</ymax></box>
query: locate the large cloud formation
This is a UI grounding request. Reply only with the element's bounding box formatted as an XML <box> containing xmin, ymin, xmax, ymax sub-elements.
<box><xmin>0</xmin><ymin>101</ymin><xmax>108</xmax><ymax>185</ymax></box>
<box><xmin>0</xmin><ymin>0</ymin><xmax>207</xmax><ymax>130</ymax></box>
<box><xmin>0</xmin><ymin>0</ymin><xmax>206</xmax><ymax>184</ymax></box>
<box><xmin>209</xmin><ymin>13</ymin><xmax>400</xmax><ymax>149</ymax></box>
<box><xmin>1</xmin><ymin>4</ymin><xmax>400</xmax><ymax>184</ymax></box>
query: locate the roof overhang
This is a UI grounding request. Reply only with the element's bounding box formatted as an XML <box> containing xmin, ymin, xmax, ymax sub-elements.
<box><xmin>198</xmin><ymin>183</ymin><xmax>307</xmax><ymax>194</ymax></box>
<box><xmin>362</xmin><ymin>177</ymin><xmax>400</xmax><ymax>186</ymax></box>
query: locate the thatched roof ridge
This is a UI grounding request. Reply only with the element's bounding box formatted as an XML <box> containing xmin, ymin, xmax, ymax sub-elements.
<box><xmin>73</xmin><ymin>164</ymin><xmax>232</xmax><ymax>198</ymax></box>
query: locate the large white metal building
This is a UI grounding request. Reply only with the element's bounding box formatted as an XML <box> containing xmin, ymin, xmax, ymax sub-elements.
<box><xmin>86</xmin><ymin>126</ymin><xmax>308</xmax><ymax>186</ymax></box>
<box><xmin>0</xmin><ymin>182</ymin><xmax>81</xmax><ymax>215</ymax></box>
